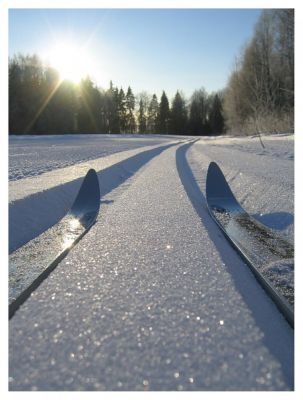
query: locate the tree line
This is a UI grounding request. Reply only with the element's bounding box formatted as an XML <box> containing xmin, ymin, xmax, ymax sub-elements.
<box><xmin>9</xmin><ymin>9</ymin><xmax>293</xmax><ymax>136</ymax></box>
<box><xmin>223</xmin><ymin>9</ymin><xmax>294</xmax><ymax>134</ymax></box>
<box><xmin>9</xmin><ymin>54</ymin><xmax>224</xmax><ymax>135</ymax></box>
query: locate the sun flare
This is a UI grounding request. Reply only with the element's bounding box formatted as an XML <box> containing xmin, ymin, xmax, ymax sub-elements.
<box><xmin>47</xmin><ymin>41</ymin><xmax>94</xmax><ymax>83</ymax></box>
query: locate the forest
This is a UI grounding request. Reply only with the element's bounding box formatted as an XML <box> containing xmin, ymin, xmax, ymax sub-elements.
<box><xmin>9</xmin><ymin>9</ymin><xmax>294</xmax><ymax>136</ymax></box>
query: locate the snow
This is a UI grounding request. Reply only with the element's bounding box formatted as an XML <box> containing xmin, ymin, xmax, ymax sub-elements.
<box><xmin>9</xmin><ymin>134</ymin><xmax>176</xmax><ymax>181</ymax></box>
<box><xmin>188</xmin><ymin>135</ymin><xmax>294</xmax><ymax>241</ymax></box>
<box><xmin>9</xmin><ymin>134</ymin><xmax>294</xmax><ymax>390</ymax></box>
<box><xmin>9</xmin><ymin>137</ymin><xmax>182</xmax><ymax>252</ymax></box>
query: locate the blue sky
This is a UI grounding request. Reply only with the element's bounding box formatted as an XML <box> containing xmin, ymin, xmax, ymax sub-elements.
<box><xmin>9</xmin><ymin>8</ymin><xmax>262</xmax><ymax>100</ymax></box>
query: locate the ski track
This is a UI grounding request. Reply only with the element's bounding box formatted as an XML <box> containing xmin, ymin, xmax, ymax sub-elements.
<box><xmin>9</xmin><ymin>141</ymin><xmax>180</xmax><ymax>253</ymax></box>
<box><xmin>188</xmin><ymin>138</ymin><xmax>294</xmax><ymax>241</ymax></box>
<box><xmin>9</xmin><ymin>134</ymin><xmax>175</xmax><ymax>181</ymax></box>
<box><xmin>9</xmin><ymin>136</ymin><xmax>294</xmax><ymax>391</ymax></box>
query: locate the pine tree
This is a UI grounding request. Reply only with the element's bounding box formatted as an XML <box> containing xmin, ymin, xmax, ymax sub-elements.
<box><xmin>77</xmin><ymin>77</ymin><xmax>102</xmax><ymax>133</ymax></box>
<box><xmin>118</xmin><ymin>88</ymin><xmax>127</xmax><ymax>133</ymax></box>
<box><xmin>170</xmin><ymin>91</ymin><xmax>188</xmax><ymax>135</ymax></box>
<box><xmin>209</xmin><ymin>94</ymin><xmax>224</xmax><ymax>134</ymax></box>
<box><xmin>147</xmin><ymin>94</ymin><xmax>159</xmax><ymax>133</ymax></box>
<box><xmin>189</xmin><ymin>100</ymin><xmax>202</xmax><ymax>136</ymax></box>
<box><xmin>106</xmin><ymin>83</ymin><xmax>120</xmax><ymax>133</ymax></box>
<box><xmin>138</xmin><ymin>99</ymin><xmax>147</xmax><ymax>133</ymax></box>
<box><xmin>125</xmin><ymin>86</ymin><xmax>136</xmax><ymax>133</ymax></box>
<box><xmin>158</xmin><ymin>91</ymin><xmax>170</xmax><ymax>133</ymax></box>
<box><xmin>137</xmin><ymin>91</ymin><xmax>150</xmax><ymax>133</ymax></box>
<box><xmin>188</xmin><ymin>89</ymin><xmax>209</xmax><ymax>135</ymax></box>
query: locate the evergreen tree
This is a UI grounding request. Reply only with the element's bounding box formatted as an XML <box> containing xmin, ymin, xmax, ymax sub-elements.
<box><xmin>209</xmin><ymin>94</ymin><xmax>224</xmax><ymax>134</ymax></box>
<box><xmin>137</xmin><ymin>91</ymin><xmax>150</xmax><ymax>133</ymax></box>
<box><xmin>118</xmin><ymin>88</ymin><xmax>127</xmax><ymax>133</ymax></box>
<box><xmin>138</xmin><ymin>99</ymin><xmax>147</xmax><ymax>133</ymax></box>
<box><xmin>188</xmin><ymin>89</ymin><xmax>209</xmax><ymax>135</ymax></box>
<box><xmin>106</xmin><ymin>83</ymin><xmax>120</xmax><ymax>133</ymax></box>
<box><xmin>147</xmin><ymin>94</ymin><xmax>159</xmax><ymax>133</ymax></box>
<box><xmin>189</xmin><ymin>101</ymin><xmax>202</xmax><ymax>136</ymax></box>
<box><xmin>8</xmin><ymin>53</ymin><xmax>231</xmax><ymax>136</ymax></box>
<box><xmin>37</xmin><ymin>79</ymin><xmax>76</xmax><ymax>134</ymax></box>
<box><xmin>97</xmin><ymin>87</ymin><xmax>109</xmax><ymax>133</ymax></box>
<box><xmin>77</xmin><ymin>77</ymin><xmax>102</xmax><ymax>133</ymax></box>
<box><xmin>170</xmin><ymin>91</ymin><xmax>188</xmax><ymax>135</ymax></box>
<box><xmin>125</xmin><ymin>86</ymin><xmax>136</xmax><ymax>133</ymax></box>
<box><xmin>158</xmin><ymin>91</ymin><xmax>170</xmax><ymax>133</ymax></box>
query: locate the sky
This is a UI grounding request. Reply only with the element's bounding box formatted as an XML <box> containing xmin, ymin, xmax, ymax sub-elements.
<box><xmin>8</xmin><ymin>8</ymin><xmax>262</xmax><ymax>100</ymax></box>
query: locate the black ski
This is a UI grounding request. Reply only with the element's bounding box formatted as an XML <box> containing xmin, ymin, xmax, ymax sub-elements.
<box><xmin>9</xmin><ymin>168</ymin><xmax>100</xmax><ymax>319</ymax></box>
<box><xmin>206</xmin><ymin>162</ymin><xmax>294</xmax><ymax>328</ymax></box>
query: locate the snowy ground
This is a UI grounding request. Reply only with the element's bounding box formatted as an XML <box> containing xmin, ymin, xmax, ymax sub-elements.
<box><xmin>9</xmin><ymin>134</ymin><xmax>294</xmax><ymax>391</ymax></box>
<box><xmin>9</xmin><ymin>134</ymin><xmax>176</xmax><ymax>181</ymax></box>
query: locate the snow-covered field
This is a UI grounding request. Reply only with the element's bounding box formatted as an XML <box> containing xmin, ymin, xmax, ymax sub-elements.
<box><xmin>9</xmin><ymin>134</ymin><xmax>176</xmax><ymax>181</ymax></box>
<box><xmin>9</xmin><ymin>134</ymin><xmax>294</xmax><ymax>390</ymax></box>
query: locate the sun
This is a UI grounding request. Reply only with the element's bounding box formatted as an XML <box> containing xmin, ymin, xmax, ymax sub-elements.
<box><xmin>47</xmin><ymin>41</ymin><xmax>94</xmax><ymax>83</ymax></box>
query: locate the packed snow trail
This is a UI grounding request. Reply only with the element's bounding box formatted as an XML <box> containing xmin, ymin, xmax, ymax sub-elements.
<box><xmin>9</xmin><ymin>141</ymin><xmax>293</xmax><ymax>390</ymax></box>
<box><xmin>9</xmin><ymin>140</ymin><xmax>181</xmax><ymax>253</ymax></box>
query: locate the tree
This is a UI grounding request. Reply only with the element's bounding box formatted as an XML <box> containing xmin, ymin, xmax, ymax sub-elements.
<box><xmin>223</xmin><ymin>9</ymin><xmax>294</xmax><ymax>134</ymax></box>
<box><xmin>9</xmin><ymin>56</ymin><xmax>25</xmax><ymax>133</ymax></box>
<box><xmin>223</xmin><ymin>60</ymin><xmax>250</xmax><ymax>132</ymax></box>
<box><xmin>125</xmin><ymin>86</ymin><xmax>136</xmax><ymax>133</ymax></box>
<box><xmin>158</xmin><ymin>91</ymin><xmax>170</xmax><ymax>133</ymax></box>
<box><xmin>105</xmin><ymin>82</ymin><xmax>120</xmax><ymax>133</ymax></box>
<box><xmin>208</xmin><ymin>94</ymin><xmax>224</xmax><ymax>134</ymax></box>
<box><xmin>118</xmin><ymin>88</ymin><xmax>127</xmax><ymax>133</ymax></box>
<box><xmin>147</xmin><ymin>94</ymin><xmax>159</xmax><ymax>133</ymax></box>
<box><xmin>136</xmin><ymin>91</ymin><xmax>150</xmax><ymax>133</ymax></box>
<box><xmin>138</xmin><ymin>99</ymin><xmax>147</xmax><ymax>133</ymax></box>
<box><xmin>77</xmin><ymin>77</ymin><xmax>102</xmax><ymax>133</ymax></box>
<box><xmin>188</xmin><ymin>89</ymin><xmax>209</xmax><ymax>135</ymax></box>
<box><xmin>170</xmin><ymin>91</ymin><xmax>188</xmax><ymax>135</ymax></box>
<box><xmin>273</xmin><ymin>9</ymin><xmax>294</xmax><ymax>111</ymax></box>
<box><xmin>36</xmin><ymin>79</ymin><xmax>76</xmax><ymax>134</ymax></box>
<box><xmin>9</xmin><ymin>54</ymin><xmax>77</xmax><ymax>134</ymax></box>
<box><xmin>9</xmin><ymin>54</ymin><xmax>45</xmax><ymax>133</ymax></box>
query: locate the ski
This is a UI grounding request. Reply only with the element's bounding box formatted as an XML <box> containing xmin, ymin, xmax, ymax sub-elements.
<box><xmin>9</xmin><ymin>168</ymin><xmax>100</xmax><ymax>319</ymax></box>
<box><xmin>206</xmin><ymin>162</ymin><xmax>294</xmax><ymax>328</ymax></box>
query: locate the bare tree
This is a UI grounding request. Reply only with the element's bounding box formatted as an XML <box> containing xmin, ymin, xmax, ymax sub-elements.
<box><xmin>223</xmin><ymin>9</ymin><xmax>294</xmax><ymax>134</ymax></box>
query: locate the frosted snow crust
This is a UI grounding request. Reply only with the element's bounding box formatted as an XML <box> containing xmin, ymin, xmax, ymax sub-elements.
<box><xmin>9</xmin><ymin>136</ymin><xmax>294</xmax><ymax>391</ymax></box>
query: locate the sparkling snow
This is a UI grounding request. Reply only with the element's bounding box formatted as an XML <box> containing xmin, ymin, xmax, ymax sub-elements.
<box><xmin>9</xmin><ymin>134</ymin><xmax>294</xmax><ymax>390</ymax></box>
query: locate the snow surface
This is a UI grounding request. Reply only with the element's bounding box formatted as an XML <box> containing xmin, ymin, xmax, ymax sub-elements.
<box><xmin>9</xmin><ymin>134</ymin><xmax>175</xmax><ymax>181</ymax></box>
<box><xmin>9</xmin><ymin>139</ymin><xmax>182</xmax><ymax>252</ymax></box>
<box><xmin>9</xmin><ymin>134</ymin><xmax>294</xmax><ymax>391</ymax></box>
<box><xmin>189</xmin><ymin>135</ymin><xmax>294</xmax><ymax>241</ymax></box>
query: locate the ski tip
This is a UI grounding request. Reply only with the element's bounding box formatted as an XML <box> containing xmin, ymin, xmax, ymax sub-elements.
<box><xmin>206</xmin><ymin>161</ymin><xmax>222</xmax><ymax>181</ymax></box>
<box><xmin>206</xmin><ymin>162</ymin><xmax>238</xmax><ymax>206</ymax></box>
<box><xmin>84</xmin><ymin>168</ymin><xmax>99</xmax><ymax>183</ymax></box>
<box><xmin>206</xmin><ymin>161</ymin><xmax>220</xmax><ymax>183</ymax></box>
<box><xmin>87</xmin><ymin>168</ymin><xmax>98</xmax><ymax>175</ymax></box>
<box><xmin>81</xmin><ymin>168</ymin><xmax>100</xmax><ymax>196</ymax></box>
<box><xmin>70</xmin><ymin>168</ymin><xmax>101</xmax><ymax>226</ymax></box>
